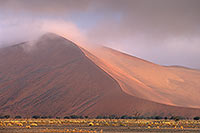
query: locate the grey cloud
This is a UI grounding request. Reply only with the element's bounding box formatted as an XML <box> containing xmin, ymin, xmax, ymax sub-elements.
<box><xmin>0</xmin><ymin>0</ymin><xmax>200</xmax><ymax>68</ymax></box>
<box><xmin>87</xmin><ymin>0</ymin><xmax>200</xmax><ymax>68</ymax></box>
<box><xmin>0</xmin><ymin>0</ymin><xmax>92</xmax><ymax>15</ymax></box>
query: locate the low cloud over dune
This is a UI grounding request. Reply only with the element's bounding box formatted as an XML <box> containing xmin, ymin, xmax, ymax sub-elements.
<box><xmin>0</xmin><ymin>0</ymin><xmax>200</xmax><ymax>68</ymax></box>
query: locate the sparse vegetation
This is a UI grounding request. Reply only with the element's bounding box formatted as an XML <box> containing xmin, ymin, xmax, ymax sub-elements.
<box><xmin>1</xmin><ymin>114</ymin><xmax>200</xmax><ymax>132</ymax></box>
<box><xmin>1</xmin><ymin>118</ymin><xmax>200</xmax><ymax>132</ymax></box>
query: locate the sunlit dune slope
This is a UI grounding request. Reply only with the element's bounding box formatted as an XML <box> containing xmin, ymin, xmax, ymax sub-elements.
<box><xmin>0</xmin><ymin>33</ymin><xmax>200</xmax><ymax>117</ymax></box>
<box><xmin>83</xmin><ymin>46</ymin><xmax>200</xmax><ymax>108</ymax></box>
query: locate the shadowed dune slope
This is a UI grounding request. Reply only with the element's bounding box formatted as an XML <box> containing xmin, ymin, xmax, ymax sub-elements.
<box><xmin>0</xmin><ymin>33</ymin><xmax>200</xmax><ymax>117</ymax></box>
<box><xmin>83</xmin><ymin>46</ymin><xmax>200</xmax><ymax>108</ymax></box>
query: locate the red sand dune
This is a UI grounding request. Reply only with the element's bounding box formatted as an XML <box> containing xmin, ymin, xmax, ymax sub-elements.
<box><xmin>0</xmin><ymin>33</ymin><xmax>200</xmax><ymax>117</ymax></box>
<box><xmin>83</xmin><ymin>46</ymin><xmax>200</xmax><ymax>108</ymax></box>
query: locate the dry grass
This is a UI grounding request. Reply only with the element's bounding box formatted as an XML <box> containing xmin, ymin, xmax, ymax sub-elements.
<box><xmin>1</xmin><ymin>119</ymin><xmax>200</xmax><ymax>132</ymax></box>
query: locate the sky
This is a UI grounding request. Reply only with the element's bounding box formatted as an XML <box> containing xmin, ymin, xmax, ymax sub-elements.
<box><xmin>0</xmin><ymin>0</ymin><xmax>200</xmax><ymax>69</ymax></box>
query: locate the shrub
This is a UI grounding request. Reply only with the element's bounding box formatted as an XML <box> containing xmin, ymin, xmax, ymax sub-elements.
<box><xmin>64</xmin><ymin>116</ymin><xmax>70</xmax><ymax>119</ymax></box>
<box><xmin>96</xmin><ymin>116</ymin><xmax>103</xmax><ymax>119</ymax></box>
<box><xmin>41</xmin><ymin>116</ymin><xmax>48</xmax><ymax>119</ymax></box>
<box><xmin>17</xmin><ymin>123</ymin><xmax>23</xmax><ymax>126</ymax></box>
<box><xmin>170</xmin><ymin>116</ymin><xmax>184</xmax><ymax>121</ymax></box>
<box><xmin>15</xmin><ymin>116</ymin><xmax>22</xmax><ymax>119</ymax></box>
<box><xmin>32</xmin><ymin>115</ymin><xmax>40</xmax><ymax>119</ymax></box>
<box><xmin>26</xmin><ymin>125</ymin><xmax>31</xmax><ymax>128</ymax></box>
<box><xmin>120</xmin><ymin>115</ymin><xmax>128</xmax><ymax>119</ymax></box>
<box><xmin>30</xmin><ymin>123</ymin><xmax>38</xmax><ymax>126</ymax></box>
<box><xmin>109</xmin><ymin>115</ymin><xmax>117</xmax><ymax>119</ymax></box>
<box><xmin>194</xmin><ymin>116</ymin><xmax>200</xmax><ymax>120</ymax></box>
<box><xmin>80</xmin><ymin>116</ymin><xmax>84</xmax><ymax>119</ymax></box>
<box><xmin>70</xmin><ymin>115</ymin><xmax>79</xmax><ymax>119</ymax></box>
<box><xmin>4</xmin><ymin>115</ymin><xmax>10</xmax><ymax>119</ymax></box>
<box><xmin>88</xmin><ymin>122</ymin><xmax>94</xmax><ymax>126</ymax></box>
<box><xmin>154</xmin><ymin>116</ymin><xmax>163</xmax><ymax>119</ymax></box>
<box><xmin>102</xmin><ymin>116</ymin><xmax>109</xmax><ymax>119</ymax></box>
<box><xmin>48</xmin><ymin>116</ymin><xmax>53</xmax><ymax>118</ymax></box>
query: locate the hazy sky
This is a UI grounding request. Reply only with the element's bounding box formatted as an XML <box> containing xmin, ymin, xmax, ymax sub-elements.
<box><xmin>0</xmin><ymin>0</ymin><xmax>200</xmax><ymax>68</ymax></box>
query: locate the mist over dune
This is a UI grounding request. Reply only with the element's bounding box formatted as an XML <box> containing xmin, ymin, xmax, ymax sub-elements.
<box><xmin>0</xmin><ymin>33</ymin><xmax>200</xmax><ymax>117</ymax></box>
<box><xmin>1</xmin><ymin>0</ymin><xmax>200</xmax><ymax>68</ymax></box>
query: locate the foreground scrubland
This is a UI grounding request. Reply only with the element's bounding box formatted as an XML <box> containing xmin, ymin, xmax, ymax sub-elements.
<box><xmin>1</xmin><ymin>118</ymin><xmax>200</xmax><ymax>132</ymax></box>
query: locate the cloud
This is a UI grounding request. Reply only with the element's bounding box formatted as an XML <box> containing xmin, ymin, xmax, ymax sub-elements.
<box><xmin>0</xmin><ymin>17</ymin><xmax>87</xmax><ymax>47</ymax></box>
<box><xmin>86</xmin><ymin>0</ymin><xmax>200</xmax><ymax>68</ymax></box>
<box><xmin>0</xmin><ymin>0</ymin><xmax>91</xmax><ymax>15</ymax></box>
<box><xmin>0</xmin><ymin>0</ymin><xmax>200</xmax><ymax>68</ymax></box>
<box><xmin>41</xmin><ymin>20</ymin><xmax>88</xmax><ymax>46</ymax></box>
<box><xmin>0</xmin><ymin>0</ymin><xmax>91</xmax><ymax>47</ymax></box>
<box><xmin>0</xmin><ymin>16</ymin><xmax>44</xmax><ymax>46</ymax></box>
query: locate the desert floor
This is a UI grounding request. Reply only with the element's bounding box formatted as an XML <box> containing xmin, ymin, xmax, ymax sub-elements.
<box><xmin>1</xmin><ymin>119</ymin><xmax>200</xmax><ymax>132</ymax></box>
